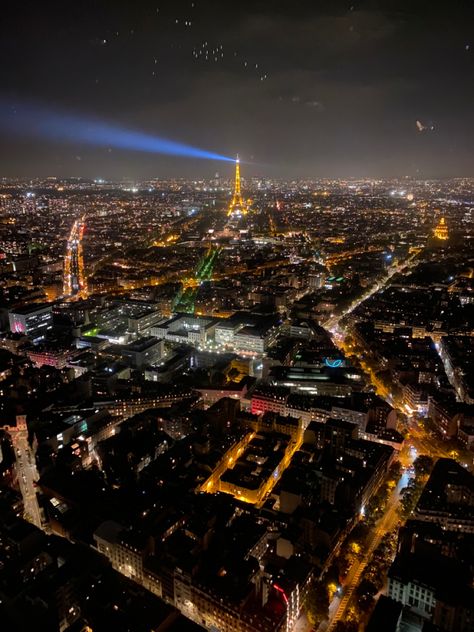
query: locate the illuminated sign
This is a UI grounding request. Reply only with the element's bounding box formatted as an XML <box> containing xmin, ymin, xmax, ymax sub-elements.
<box><xmin>273</xmin><ymin>583</ymin><xmax>289</xmax><ymax>605</ymax></box>
<box><xmin>324</xmin><ymin>358</ymin><xmax>343</xmax><ymax>368</ymax></box>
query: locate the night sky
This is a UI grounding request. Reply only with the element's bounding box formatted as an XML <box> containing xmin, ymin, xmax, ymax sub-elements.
<box><xmin>1</xmin><ymin>0</ymin><xmax>473</xmax><ymax>179</ymax></box>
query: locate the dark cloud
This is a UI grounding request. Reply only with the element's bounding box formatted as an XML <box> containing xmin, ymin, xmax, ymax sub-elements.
<box><xmin>0</xmin><ymin>0</ymin><xmax>473</xmax><ymax>178</ymax></box>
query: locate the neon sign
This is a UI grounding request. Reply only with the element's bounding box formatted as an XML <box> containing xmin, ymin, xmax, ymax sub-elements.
<box><xmin>273</xmin><ymin>583</ymin><xmax>289</xmax><ymax>605</ymax></box>
<box><xmin>324</xmin><ymin>358</ymin><xmax>343</xmax><ymax>368</ymax></box>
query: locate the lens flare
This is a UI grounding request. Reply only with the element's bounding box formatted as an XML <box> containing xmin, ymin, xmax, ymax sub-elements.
<box><xmin>0</xmin><ymin>100</ymin><xmax>233</xmax><ymax>162</ymax></box>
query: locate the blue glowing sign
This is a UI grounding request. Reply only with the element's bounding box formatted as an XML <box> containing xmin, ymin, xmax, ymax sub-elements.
<box><xmin>324</xmin><ymin>358</ymin><xmax>343</xmax><ymax>368</ymax></box>
<box><xmin>0</xmin><ymin>99</ymin><xmax>234</xmax><ymax>162</ymax></box>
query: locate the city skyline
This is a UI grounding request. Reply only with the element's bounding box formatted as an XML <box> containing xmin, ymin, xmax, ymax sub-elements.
<box><xmin>0</xmin><ymin>3</ymin><xmax>473</xmax><ymax>632</ymax></box>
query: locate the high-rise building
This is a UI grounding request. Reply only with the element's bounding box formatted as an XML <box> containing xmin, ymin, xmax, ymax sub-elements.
<box><xmin>9</xmin><ymin>304</ymin><xmax>53</xmax><ymax>342</ymax></box>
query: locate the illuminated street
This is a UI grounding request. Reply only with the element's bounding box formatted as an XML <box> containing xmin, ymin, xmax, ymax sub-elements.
<box><xmin>317</xmin><ymin>252</ymin><xmax>474</xmax><ymax>630</ymax></box>
<box><xmin>63</xmin><ymin>215</ymin><xmax>88</xmax><ymax>299</ymax></box>
<box><xmin>322</xmin><ymin>472</ymin><xmax>411</xmax><ymax>631</ymax></box>
<box><xmin>11</xmin><ymin>424</ymin><xmax>44</xmax><ymax>530</ymax></box>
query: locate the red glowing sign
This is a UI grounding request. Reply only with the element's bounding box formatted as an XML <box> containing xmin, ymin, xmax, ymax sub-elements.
<box><xmin>273</xmin><ymin>583</ymin><xmax>288</xmax><ymax>605</ymax></box>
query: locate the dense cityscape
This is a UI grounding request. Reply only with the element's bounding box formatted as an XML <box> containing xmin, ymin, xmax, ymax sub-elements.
<box><xmin>1</xmin><ymin>1</ymin><xmax>474</xmax><ymax>631</ymax></box>
<box><xmin>1</xmin><ymin>163</ymin><xmax>473</xmax><ymax>632</ymax></box>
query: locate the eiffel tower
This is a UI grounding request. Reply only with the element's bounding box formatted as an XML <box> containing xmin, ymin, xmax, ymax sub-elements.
<box><xmin>227</xmin><ymin>156</ymin><xmax>249</xmax><ymax>216</ymax></box>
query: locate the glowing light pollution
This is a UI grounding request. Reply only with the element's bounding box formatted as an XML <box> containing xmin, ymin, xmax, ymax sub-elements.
<box><xmin>0</xmin><ymin>100</ymin><xmax>233</xmax><ymax>162</ymax></box>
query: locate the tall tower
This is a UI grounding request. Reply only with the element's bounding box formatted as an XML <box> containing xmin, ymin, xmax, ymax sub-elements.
<box><xmin>434</xmin><ymin>216</ymin><xmax>449</xmax><ymax>241</ymax></box>
<box><xmin>227</xmin><ymin>156</ymin><xmax>249</xmax><ymax>217</ymax></box>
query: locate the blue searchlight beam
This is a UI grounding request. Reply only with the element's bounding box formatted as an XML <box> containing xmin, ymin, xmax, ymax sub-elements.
<box><xmin>0</xmin><ymin>100</ymin><xmax>234</xmax><ymax>163</ymax></box>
